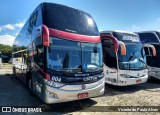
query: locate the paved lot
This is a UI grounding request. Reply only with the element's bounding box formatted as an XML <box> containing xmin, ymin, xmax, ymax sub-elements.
<box><xmin>0</xmin><ymin>64</ymin><xmax>160</xmax><ymax>114</ymax></box>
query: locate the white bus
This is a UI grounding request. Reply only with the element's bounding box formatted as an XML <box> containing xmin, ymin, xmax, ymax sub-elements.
<box><xmin>12</xmin><ymin>3</ymin><xmax>104</xmax><ymax>104</ymax></box>
<box><xmin>137</xmin><ymin>31</ymin><xmax>160</xmax><ymax>80</ymax></box>
<box><xmin>100</xmin><ymin>30</ymin><xmax>156</xmax><ymax>86</ymax></box>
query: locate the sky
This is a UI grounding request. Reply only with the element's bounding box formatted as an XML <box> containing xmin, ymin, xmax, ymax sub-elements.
<box><xmin>0</xmin><ymin>0</ymin><xmax>160</xmax><ymax>46</ymax></box>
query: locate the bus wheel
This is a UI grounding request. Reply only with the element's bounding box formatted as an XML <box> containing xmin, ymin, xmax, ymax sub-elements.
<box><xmin>26</xmin><ymin>72</ymin><xmax>34</xmax><ymax>96</ymax></box>
<box><xmin>12</xmin><ymin>67</ymin><xmax>17</xmax><ymax>79</ymax></box>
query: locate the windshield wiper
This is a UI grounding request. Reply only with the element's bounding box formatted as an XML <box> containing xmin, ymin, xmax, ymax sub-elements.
<box><xmin>138</xmin><ymin>58</ymin><xmax>147</xmax><ymax>68</ymax></box>
<box><xmin>128</xmin><ymin>51</ymin><xmax>137</xmax><ymax>61</ymax></box>
<box><xmin>128</xmin><ymin>51</ymin><xmax>138</xmax><ymax>69</ymax></box>
<box><xmin>85</xmin><ymin>67</ymin><xmax>103</xmax><ymax>73</ymax></box>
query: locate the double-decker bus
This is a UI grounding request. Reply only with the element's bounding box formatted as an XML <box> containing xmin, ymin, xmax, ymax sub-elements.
<box><xmin>100</xmin><ymin>30</ymin><xmax>156</xmax><ymax>86</ymax></box>
<box><xmin>12</xmin><ymin>3</ymin><xmax>104</xmax><ymax>104</ymax></box>
<box><xmin>137</xmin><ymin>31</ymin><xmax>160</xmax><ymax>80</ymax></box>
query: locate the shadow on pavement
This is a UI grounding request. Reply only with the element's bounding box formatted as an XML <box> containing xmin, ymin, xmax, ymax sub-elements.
<box><xmin>147</xmin><ymin>77</ymin><xmax>160</xmax><ymax>84</ymax></box>
<box><xmin>40</xmin><ymin>99</ymin><xmax>97</xmax><ymax>113</ymax></box>
<box><xmin>0</xmin><ymin>73</ymin><xmax>97</xmax><ymax>113</ymax></box>
<box><xmin>0</xmin><ymin>73</ymin><xmax>43</xmax><ymax>106</ymax></box>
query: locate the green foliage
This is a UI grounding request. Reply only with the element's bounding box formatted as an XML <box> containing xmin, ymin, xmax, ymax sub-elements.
<box><xmin>0</xmin><ymin>44</ymin><xmax>12</xmax><ymax>57</ymax></box>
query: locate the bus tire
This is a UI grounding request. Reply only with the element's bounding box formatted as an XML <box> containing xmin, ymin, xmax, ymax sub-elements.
<box><xmin>26</xmin><ymin>72</ymin><xmax>34</xmax><ymax>96</ymax></box>
<box><xmin>12</xmin><ymin>66</ymin><xmax>18</xmax><ymax>79</ymax></box>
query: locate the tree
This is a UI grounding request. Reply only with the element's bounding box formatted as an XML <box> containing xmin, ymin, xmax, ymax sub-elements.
<box><xmin>0</xmin><ymin>44</ymin><xmax>12</xmax><ymax>57</ymax></box>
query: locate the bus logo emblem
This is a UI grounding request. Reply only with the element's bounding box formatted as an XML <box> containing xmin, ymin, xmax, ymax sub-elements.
<box><xmin>82</xmin><ymin>64</ymin><xmax>87</xmax><ymax>72</ymax></box>
<box><xmin>82</xmin><ymin>84</ymin><xmax>86</xmax><ymax>89</ymax></box>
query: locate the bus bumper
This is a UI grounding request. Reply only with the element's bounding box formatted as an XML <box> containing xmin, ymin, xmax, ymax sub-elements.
<box><xmin>42</xmin><ymin>78</ymin><xmax>105</xmax><ymax>104</ymax></box>
<box><xmin>105</xmin><ymin>75</ymin><xmax>148</xmax><ymax>86</ymax></box>
<box><xmin>149</xmin><ymin>71</ymin><xmax>160</xmax><ymax>80</ymax></box>
<box><xmin>117</xmin><ymin>75</ymin><xmax>148</xmax><ymax>86</ymax></box>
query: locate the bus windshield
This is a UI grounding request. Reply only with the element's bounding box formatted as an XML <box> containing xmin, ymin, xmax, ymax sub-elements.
<box><xmin>47</xmin><ymin>37</ymin><xmax>103</xmax><ymax>73</ymax></box>
<box><xmin>118</xmin><ymin>44</ymin><xmax>147</xmax><ymax>70</ymax></box>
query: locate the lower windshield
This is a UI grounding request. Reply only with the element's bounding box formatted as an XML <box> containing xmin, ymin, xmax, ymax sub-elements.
<box><xmin>81</xmin><ymin>43</ymin><xmax>103</xmax><ymax>72</ymax></box>
<box><xmin>118</xmin><ymin>44</ymin><xmax>147</xmax><ymax>70</ymax></box>
<box><xmin>47</xmin><ymin>37</ymin><xmax>103</xmax><ymax>73</ymax></box>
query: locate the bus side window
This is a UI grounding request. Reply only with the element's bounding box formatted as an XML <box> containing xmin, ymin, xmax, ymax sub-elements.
<box><xmin>37</xmin><ymin>47</ymin><xmax>44</xmax><ymax>69</ymax></box>
<box><xmin>36</xmin><ymin>6</ymin><xmax>42</xmax><ymax>28</ymax></box>
<box><xmin>33</xmin><ymin>49</ymin><xmax>37</xmax><ymax>65</ymax></box>
<box><xmin>28</xmin><ymin>11</ymin><xmax>38</xmax><ymax>33</ymax></box>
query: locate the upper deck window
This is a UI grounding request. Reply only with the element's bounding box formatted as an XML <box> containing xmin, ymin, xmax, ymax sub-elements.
<box><xmin>43</xmin><ymin>3</ymin><xmax>99</xmax><ymax>36</ymax></box>
<box><xmin>138</xmin><ymin>33</ymin><xmax>159</xmax><ymax>43</ymax></box>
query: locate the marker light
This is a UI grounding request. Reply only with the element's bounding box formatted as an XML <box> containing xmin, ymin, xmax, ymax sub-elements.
<box><xmin>45</xmin><ymin>91</ymin><xmax>59</xmax><ymax>99</ymax></box>
<box><xmin>118</xmin><ymin>41</ymin><xmax>126</xmax><ymax>55</ymax></box>
<box><xmin>44</xmin><ymin>79</ymin><xmax>65</xmax><ymax>88</ymax></box>
<box><xmin>120</xmin><ymin>74</ymin><xmax>131</xmax><ymax>78</ymax></box>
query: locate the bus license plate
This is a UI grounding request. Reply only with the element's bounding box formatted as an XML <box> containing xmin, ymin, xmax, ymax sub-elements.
<box><xmin>78</xmin><ymin>93</ymin><xmax>88</xmax><ymax>98</ymax></box>
<box><xmin>136</xmin><ymin>79</ymin><xmax>141</xmax><ymax>83</ymax></box>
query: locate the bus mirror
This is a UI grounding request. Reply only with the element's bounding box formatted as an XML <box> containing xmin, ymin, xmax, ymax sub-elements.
<box><xmin>118</xmin><ymin>41</ymin><xmax>126</xmax><ymax>55</ymax></box>
<box><xmin>42</xmin><ymin>25</ymin><xmax>49</xmax><ymax>47</ymax></box>
<box><xmin>100</xmin><ymin>34</ymin><xmax>118</xmax><ymax>53</ymax></box>
<box><xmin>143</xmin><ymin>44</ymin><xmax>156</xmax><ymax>56</ymax></box>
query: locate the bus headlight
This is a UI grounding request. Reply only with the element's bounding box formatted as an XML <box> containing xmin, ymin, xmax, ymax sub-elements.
<box><xmin>120</xmin><ymin>74</ymin><xmax>131</xmax><ymax>78</ymax></box>
<box><xmin>99</xmin><ymin>72</ymin><xmax>104</xmax><ymax>78</ymax></box>
<box><xmin>44</xmin><ymin>80</ymin><xmax>65</xmax><ymax>88</ymax></box>
<box><xmin>45</xmin><ymin>91</ymin><xmax>59</xmax><ymax>99</ymax></box>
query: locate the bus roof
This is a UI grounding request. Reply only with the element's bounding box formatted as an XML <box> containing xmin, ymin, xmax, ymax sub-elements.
<box><xmin>41</xmin><ymin>2</ymin><xmax>87</xmax><ymax>15</ymax></box>
<box><xmin>101</xmin><ymin>30</ymin><xmax>141</xmax><ymax>43</ymax></box>
<box><xmin>13</xmin><ymin>2</ymin><xmax>100</xmax><ymax>51</ymax></box>
<box><xmin>101</xmin><ymin>30</ymin><xmax>137</xmax><ymax>35</ymax></box>
<box><xmin>12</xmin><ymin>49</ymin><xmax>27</xmax><ymax>54</ymax></box>
<box><xmin>17</xmin><ymin>2</ymin><xmax>99</xmax><ymax>37</ymax></box>
<box><xmin>136</xmin><ymin>30</ymin><xmax>160</xmax><ymax>34</ymax></box>
<box><xmin>136</xmin><ymin>30</ymin><xmax>160</xmax><ymax>44</ymax></box>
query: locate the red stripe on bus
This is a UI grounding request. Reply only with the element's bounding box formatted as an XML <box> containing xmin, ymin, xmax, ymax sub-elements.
<box><xmin>35</xmin><ymin>65</ymin><xmax>50</xmax><ymax>80</ymax></box>
<box><xmin>48</xmin><ymin>28</ymin><xmax>101</xmax><ymax>43</ymax></box>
